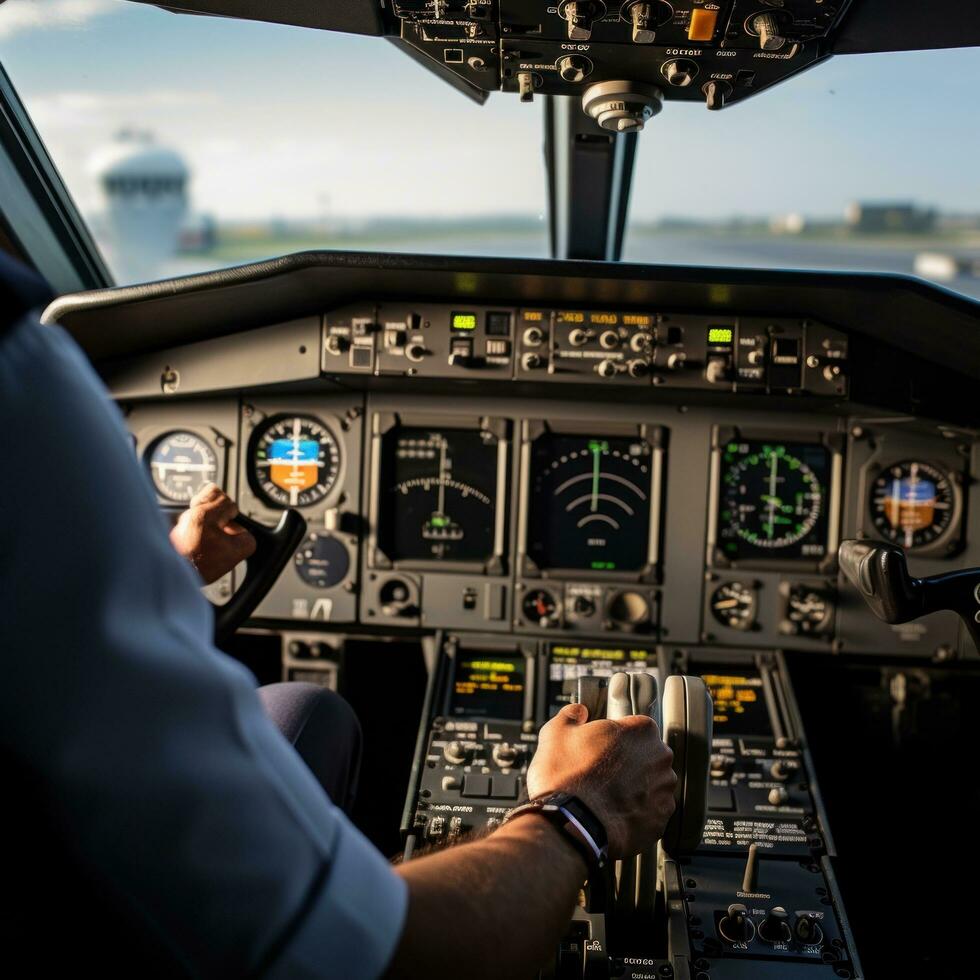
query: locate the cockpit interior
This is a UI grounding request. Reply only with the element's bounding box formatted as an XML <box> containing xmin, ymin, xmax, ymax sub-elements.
<box><xmin>2</xmin><ymin>2</ymin><xmax>980</xmax><ymax>978</ymax></box>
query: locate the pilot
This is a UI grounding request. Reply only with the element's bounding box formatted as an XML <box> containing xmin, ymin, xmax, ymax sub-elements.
<box><xmin>1</xmin><ymin>252</ymin><xmax>677</xmax><ymax>978</ymax></box>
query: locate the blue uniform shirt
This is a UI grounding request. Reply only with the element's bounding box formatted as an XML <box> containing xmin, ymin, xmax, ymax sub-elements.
<box><xmin>0</xmin><ymin>311</ymin><xmax>407</xmax><ymax>977</ymax></box>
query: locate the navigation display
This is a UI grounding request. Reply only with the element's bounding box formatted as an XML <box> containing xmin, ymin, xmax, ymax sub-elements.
<box><xmin>527</xmin><ymin>433</ymin><xmax>654</xmax><ymax>572</ymax></box>
<box><xmin>450</xmin><ymin>655</ymin><xmax>525</xmax><ymax>720</ymax></box>
<box><xmin>716</xmin><ymin>440</ymin><xmax>832</xmax><ymax>562</ymax></box>
<box><xmin>701</xmin><ymin>672</ymin><xmax>771</xmax><ymax>735</ymax></box>
<box><xmin>546</xmin><ymin>643</ymin><xmax>657</xmax><ymax>718</ymax></box>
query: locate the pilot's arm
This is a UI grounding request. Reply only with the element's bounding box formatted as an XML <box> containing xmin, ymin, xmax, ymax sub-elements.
<box><xmin>1</xmin><ymin>302</ymin><xmax>675</xmax><ymax>980</ymax></box>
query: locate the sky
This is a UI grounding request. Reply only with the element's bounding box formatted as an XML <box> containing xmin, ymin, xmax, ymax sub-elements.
<box><xmin>0</xmin><ymin>0</ymin><xmax>978</xmax><ymax>225</ymax></box>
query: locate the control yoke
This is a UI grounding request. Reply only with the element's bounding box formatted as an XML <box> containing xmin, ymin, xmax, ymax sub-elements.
<box><xmin>212</xmin><ymin>510</ymin><xmax>307</xmax><ymax>646</ymax></box>
<box><xmin>839</xmin><ymin>539</ymin><xmax>980</xmax><ymax>651</ymax></box>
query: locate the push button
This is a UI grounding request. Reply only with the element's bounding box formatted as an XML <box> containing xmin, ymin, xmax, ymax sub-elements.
<box><xmin>462</xmin><ymin>773</ymin><xmax>491</xmax><ymax>797</ymax></box>
<box><xmin>491</xmin><ymin>774</ymin><xmax>520</xmax><ymax>799</ymax></box>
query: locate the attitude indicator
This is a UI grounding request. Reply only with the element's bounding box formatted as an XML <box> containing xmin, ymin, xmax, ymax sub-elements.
<box><xmin>869</xmin><ymin>460</ymin><xmax>959</xmax><ymax>552</ymax></box>
<box><xmin>248</xmin><ymin>414</ymin><xmax>340</xmax><ymax>508</ymax></box>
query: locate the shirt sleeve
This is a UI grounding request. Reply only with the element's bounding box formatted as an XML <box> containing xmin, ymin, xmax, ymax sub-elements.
<box><xmin>0</xmin><ymin>315</ymin><xmax>407</xmax><ymax>979</ymax></box>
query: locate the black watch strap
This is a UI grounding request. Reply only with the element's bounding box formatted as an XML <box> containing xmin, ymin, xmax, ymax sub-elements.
<box><xmin>502</xmin><ymin>792</ymin><xmax>609</xmax><ymax>871</ymax></box>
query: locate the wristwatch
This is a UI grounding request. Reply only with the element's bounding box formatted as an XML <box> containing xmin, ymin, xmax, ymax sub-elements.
<box><xmin>502</xmin><ymin>792</ymin><xmax>609</xmax><ymax>871</ymax></box>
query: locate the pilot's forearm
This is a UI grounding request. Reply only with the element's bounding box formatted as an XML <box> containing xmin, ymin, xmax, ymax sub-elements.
<box><xmin>388</xmin><ymin>813</ymin><xmax>587</xmax><ymax>980</ymax></box>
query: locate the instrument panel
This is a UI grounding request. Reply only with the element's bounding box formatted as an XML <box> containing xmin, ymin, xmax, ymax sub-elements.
<box><xmin>120</xmin><ymin>297</ymin><xmax>979</xmax><ymax>661</ymax></box>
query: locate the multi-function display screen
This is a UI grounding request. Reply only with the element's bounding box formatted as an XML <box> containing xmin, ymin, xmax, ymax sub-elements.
<box><xmin>450</xmin><ymin>655</ymin><xmax>525</xmax><ymax>720</ymax></box>
<box><xmin>377</xmin><ymin>426</ymin><xmax>500</xmax><ymax>563</ymax></box>
<box><xmin>701</xmin><ymin>672</ymin><xmax>771</xmax><ymax>735</ymax></box>
<box><xmin>546</xmin><ymin>643</ymin><xmax>657</xmax><ymax>718</ymax></box>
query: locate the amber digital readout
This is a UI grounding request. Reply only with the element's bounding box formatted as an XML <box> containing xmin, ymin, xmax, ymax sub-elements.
<box><xmin>701</xmin><ymin>673</ymin><xmax>771</xmax><ymax>735</ymax></box>
<box><xmin>451</xmin><ymin>656</ymin><xmax>524</xmax><ymax>719</ymax></box>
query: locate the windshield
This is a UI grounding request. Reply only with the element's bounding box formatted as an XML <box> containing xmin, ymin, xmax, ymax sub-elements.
<box><xmin>1</xmin><ymin>0</ymin><xmax>978</xmax><ymax>300</ymax></box>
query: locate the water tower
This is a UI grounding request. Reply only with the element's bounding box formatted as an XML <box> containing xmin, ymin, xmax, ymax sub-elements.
<box><xmin>89</xmin><ymin>129</ymin><xmax>189</xmax><ymax>283</ymax></box>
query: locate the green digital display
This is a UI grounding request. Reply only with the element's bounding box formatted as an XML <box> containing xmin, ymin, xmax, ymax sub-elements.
<box><xmin>452</xmin><ymin>312</ymin><xmax>477</xmax><ymax>331</ymax></box>
<box><xmin>708</xmin><ymin>326</ymin><xmax>733</xmax><ymax>344</ymax></box>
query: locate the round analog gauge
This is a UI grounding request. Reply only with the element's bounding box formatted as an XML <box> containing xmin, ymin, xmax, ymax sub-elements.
<box><xmin>710</xmin><ymin>581</ymin><xmax>757</xmax><ymax>631</ymax></box>
<box><xmin>523</xmin><ymin>588</ymin><xmax>559</xmax><ymax>627</ymax></box>
<box><xmin>146</xmin><ymin>431</ymin><xmax>218</xmax><ymax>503</ymax></box>
<box><xmin>249</xmin><ymin>414</ymin><xmax>340</xmax><ymax>508</ymax></box>
<box><xmin>377</xmin><ymin>426</ymin><xmax>500</xmax><ymax>563</ymax></box>
<box><xmin>783</xmin><ymin>585</ymin><xmax>832</xmax><ymax>636</ymax></box>
<box><xmin>869</xmin><ymin>460</ymin><xmax>959</xmax><ymax>552</ymax></box>
<box><xmin>527</xmin><ymin>433</ymin><xmax>654</xmax><ymax>573</ymax></box>
<box><xmin>718</xmin><ymin>441</ymin><xmax>830</xmax><ymax>561</ymax></box>
<box><xmin>294</xmin><ymin>533</ymin><xmax>350</xmax><ymax>589</ymax></box>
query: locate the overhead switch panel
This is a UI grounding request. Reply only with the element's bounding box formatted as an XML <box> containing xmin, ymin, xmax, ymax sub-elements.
<box><xmin>395</xmin><ymin>0</ymin><xmax>855</xmax><ymax>115</ymax></box>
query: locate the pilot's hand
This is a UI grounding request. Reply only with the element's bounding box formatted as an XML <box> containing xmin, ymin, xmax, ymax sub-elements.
<box><xmin>169</xmin><ymin>484</ymin><xmax>256</xmax><ymax>584</ymax></box>
<box><xmin>526</xmin><ymin>702</ymin><xmax>677</xmax><ymax>859</ymax></box>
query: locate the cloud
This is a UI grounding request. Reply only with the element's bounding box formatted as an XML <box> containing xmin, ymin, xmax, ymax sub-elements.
<box><xmin>0</xmin><ymin>0</ymin><xmax>120</xmax><ymax>39</ymax></box>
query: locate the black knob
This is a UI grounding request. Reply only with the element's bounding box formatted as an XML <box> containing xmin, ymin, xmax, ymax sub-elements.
<box><xmin>759</xmin><ymin>907</ymin><xmax>791</xmax><ymax>945</ymax></box>
<box><xmin>718</xmin><ymin>903</ymin><xmax>754</xmax><ymax>944</ymax></box>
<box><xmin>794</xmin><ymin>912</ymin><xmax>823</xmax><ymax>946</ymax></box>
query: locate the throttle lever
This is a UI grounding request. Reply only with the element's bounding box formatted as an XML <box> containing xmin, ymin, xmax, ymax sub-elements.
<box><xmin>839</xmin><ymin>539</ymin><xmax>980</xmax><ymax>650</ymax></box>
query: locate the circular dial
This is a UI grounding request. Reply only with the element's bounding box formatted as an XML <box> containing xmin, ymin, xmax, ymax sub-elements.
<box><xmin>527</xmin><ymin>433</ymin><xmax>653</xmax><ymax>573</ymax></box>
<box><xmin>710</xmin><ymin>581</ymin><xmax>757</xmax><ymax>631</ymax></box>
<box><xmin>869</xmin><ymin>460</ymin><xmax>958</xmax><ymax>551</ymax></box>
<box><xmin>718</xmin><ymin>441</ymin><xmax>830</xmax><ymax>560</ymax></box>
<box><xmin>145</xmin><ymin>431</ymin><xmax>218</xmax><ymax>503</ymax></box>
<box><xmin>784</xmin><ymin>585</ymin><xmax>832</xmax><ymax>635</ymax></box>
<box><xmin>377</xmin><ymin>427</ymin><xmax>500</xmax><ymax>563</ymax></box>
<box><xmin>294</xmin><ymin>532</ymin><xmax>350</xmax><ymax>589</ymax></box>
<box><xmin>248</xmin><ymin>414</ymin><xmax>340</xmax><ymax>508</ymax></box>
<box><xmin>523</xmin><ymin>588</ymin><xmax>559</xmax><ymax>627</ymax></box>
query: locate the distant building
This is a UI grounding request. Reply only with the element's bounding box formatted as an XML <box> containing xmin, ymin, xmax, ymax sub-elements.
<box><xmin>770</xmin><ymin>212</ymin><xmax>806</xmax><ymax>235</ymax></box>
<box><xmin>845</xmin><ymin>201</ymin><xmax>936</xmax><ymax>234</ymax></box>
<box><xmin>89</xmin><ymin>129</ymin><xmax>189</xmax><ymax>282</ymax></box>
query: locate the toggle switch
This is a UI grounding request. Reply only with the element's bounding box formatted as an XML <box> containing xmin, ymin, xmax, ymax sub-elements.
<box><xmin>741</xmin><ymin>842</ymin><xmax>760</xmax><ymax>893</ymax></box>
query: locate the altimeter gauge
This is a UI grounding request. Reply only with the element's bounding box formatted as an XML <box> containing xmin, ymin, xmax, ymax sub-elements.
<box><xmin>146</xmin><ymin>431</ymin><xmax>218</xmax><ymax>503</ymax></box>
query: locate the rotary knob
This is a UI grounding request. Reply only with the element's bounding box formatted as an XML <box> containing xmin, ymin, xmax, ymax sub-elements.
<box><xmin>663</xmin><ymin>59</ymin><xmax>698</xmax><ymax>88</ymax></box>
<box><xmin>492</xmin><ymin>742</ymin><xmax>521</xmax><ymax>768</ymax></box>
<box><xmin>523</xmin><ymin>326</ymin><xmax>545</xmax><ymax>346</ymax></box>
<box><xmin>443</xmin><ymin>740</ymin><xmax>468</xmax><ymax>765</ymax></box>
<box><xmin>599</xmin><ymin>330</ymin><xmax>620</xmax><ymax>349</ymax></box>
<box><xmin>759</xmin><ymin>907</ymin><xmax>792</xmax><ymax>945</ymax></box>
<box><xmin>718</xmin><ymin>903</ymin><xmax>755</xmax><ymax>945</ymax></box>
<box><xmin>521</xmin><ymin>352</ymin><xmax>543</xmax><ymax>370</ymax></box>
<box><xmin>557</xmin><ymin>54</ymin><xmax>593</xmax><ymax>83</ymax></box>
<box><xmin>751</xmin><ymin>12</ymin><xmax>787</xmax><ymax>51</ymax></box>
<box><xmin>405</xmin><ymin>342</ymin><xmax>427</xmax><ymax>363</ymax></box>
<box><xmin>747</xmin><ymin>347</ymin><xmax>765</xmax><ymax>366</ymax></box>
<box><xmin>768</xmin><ymin>786</ymin><xmax>789</xmax><ymax>806</ymax></box>
<box><xmin>629</xmin><ymin>331</ymin><xmax>653</xmax><ymax>353</ymax></box>
<box><xmin>596</xmin><ymin>359</ymin><xmax>619</xmax><ymax>378</ymax></box>
<box><xmin>324</xmin><ymin>334</ymin><xmax>348</xmax><ymax>356</ymax></box>
<box><xmin>794</xmin><ymin>912</ymin><xmax>823</xmax><ymax>946</ymax></box>
<box><xmin>770</xmin><ymin>760</ymin><xmax>794</xmax><ymax>781</ymax></box>
<box><xmin>627</xmin><ymin>359</ymin><xmax>648</xmax><ymax>378</ymax></box>
<box><xmin>561</xmin><ymin>0</ymin><xmax>602</xmax><ymax>40</ymax></box>
<box><xmin>568</xmin><ymin>328</ymin><xmax>591</xmax><ymax>347</ymax></box>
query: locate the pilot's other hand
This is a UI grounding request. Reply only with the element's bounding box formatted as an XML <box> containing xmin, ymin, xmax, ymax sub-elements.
<box><xmin>169</xmin><ymin>483</ymin><xmax>256</xmax><ymax>584</ymax></box>
<box><xmin>526</xmin><ymin>702</ymin><xmax>677</xmax><ymax>859</ymax></box>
